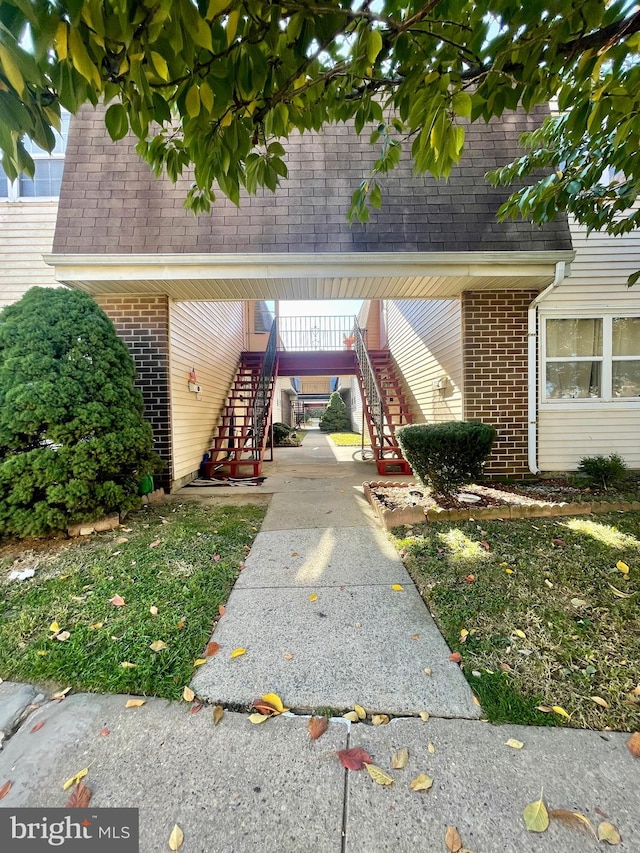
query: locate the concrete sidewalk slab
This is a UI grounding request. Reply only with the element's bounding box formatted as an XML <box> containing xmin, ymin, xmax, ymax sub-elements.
<box><xmin>262</xmin><ymin>490</ymin><xmax>377</xmax><ymax>530</ymax></box>
<box><xmin>191</xmin><ymin>585</ymin><xmax>481</xmax><ymax>718</ymax></box>
<box><xmin>346</xmin><ymin>717</ymin><xmax>640</xmax><ymax>852</ymax></box>
<box><xmin>0</xmin><ymin>693</ymin><xmax>348</xmax><ymax>853</ymax></box>
<box><xmin>0</xmin><ymin>682</ymin><xmax>38</xmax><ymax>736</ymax></box>
<box><xmin>235</xmin><ymin>527</ymin><xmax>410</xmax><ymax>588</ymax></box>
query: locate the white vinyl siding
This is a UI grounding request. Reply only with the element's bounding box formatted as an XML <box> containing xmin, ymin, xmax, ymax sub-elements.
<box><xmin>169</xmin><ymin>300</ymin><xmax>244</xmax><ymax>484</ymax></box>
<box><xmin>384</xmin><ymin>299</ymin><xmax>463</xmax><ymax>423</ymax></box>
<box><xmin>538</xmin><ymin>220</ymin><xmax>640</xmax><ymax>470</ymax></box>
<box><xmin>0</xmin><ymin>202</ymin><xmax>60</xmax><ymax>309</ymax></box>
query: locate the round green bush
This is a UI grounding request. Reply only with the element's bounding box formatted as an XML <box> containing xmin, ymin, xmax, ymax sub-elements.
<box><xmin>0</xmin><ymin>288</ymin><xmax>161</xmax><ymax>537</ymax></box>
<box><xmin>272</xmin><ymin>422</ymin><xmax>292</xmax><ymax>444</ymax></box>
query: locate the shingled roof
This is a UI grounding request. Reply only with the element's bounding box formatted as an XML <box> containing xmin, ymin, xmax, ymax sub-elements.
<box><xmin>53</xmin><ymin>105</ymin><xmax>572</xmax><ymax>256</ymax></box>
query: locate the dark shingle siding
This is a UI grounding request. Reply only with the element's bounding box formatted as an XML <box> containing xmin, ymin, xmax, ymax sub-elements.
<box><xmin>53</xmin><ymin>105</ymin><xmax>572</xmax><ymax>255</ymax></box>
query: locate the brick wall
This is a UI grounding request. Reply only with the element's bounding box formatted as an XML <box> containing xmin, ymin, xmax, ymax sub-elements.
<box><xmin>95</xmin><ymin>295</ymin><xmax>172</xmax><ymax>490</ymax></box>
<box><xmin>462</xmin><ymin>290</ymin><xmax>537</xmax><ymax>477</ymax></box>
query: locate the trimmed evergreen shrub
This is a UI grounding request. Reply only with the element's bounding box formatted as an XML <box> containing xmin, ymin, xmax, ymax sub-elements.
<box><xmin>396</xmin><ymin>421</ymin><xmax>497</xmax><ymax>495</ymax></box>
<box><xmin>319</xmin><ymin>391</ymin><xmax>351</xmax><ymax>432</ymax></box>
<box><xmin>0</xmin><ymin>288</ymin><xmax>161</xmax><ymax>538</ymax></box>
<box><xmin>577</xmin><ymin>453</ymin><xmax>628</xmax><ymax>490</ymax></box>
<box><xmin>272</xmin><ymin>422</ymin><xmax>292</xmax><ymax>444</ymax></box>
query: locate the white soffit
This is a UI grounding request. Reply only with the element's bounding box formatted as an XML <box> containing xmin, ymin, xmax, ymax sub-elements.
<box><xmin>46</xmin><ymin>251</ymin><xmax>575</xmax><ymax>301</ymax></box>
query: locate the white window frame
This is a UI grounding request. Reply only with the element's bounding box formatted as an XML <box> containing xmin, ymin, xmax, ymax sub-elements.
<box><xmin>541</xmin><ymin>311</ymin><xmax>640</xmax><ymax>405</ymax></box>
<box><xmin>1</xmin><ymin>113</ymin><xmax>69</xmax><ymax>202</ymax></box>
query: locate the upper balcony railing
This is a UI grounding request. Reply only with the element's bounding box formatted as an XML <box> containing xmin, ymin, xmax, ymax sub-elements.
<box><xmin>277</xmin><ymin>315</ymin><xmax>360</xmax><ymax>351</ymax></box>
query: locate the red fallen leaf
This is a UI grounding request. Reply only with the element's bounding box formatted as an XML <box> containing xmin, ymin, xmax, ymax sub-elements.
<box><xmin>206</xmin><ymin>641</ymin><xmax>221</xmax><ymax>657</ymax></box>
<box><xmin>308</xmin><ymin>716</ymin><xmax>329</xmax><ymax>741</ymax></box>
<box><xmin>219</xmin><ymin>605</ymin><xmax>226</xmax><ymax>616</ymax></box>
<box><xmin>189</xmin><ymin>703</ymin><xmax>204</xmax><ymax>714</ymax></box>
<box><xmin>66</xmin><ymin>782</ymin><xmax>92</xmax><ymax>808</ymax></box>
<box><xmin>336</xmin><ymin>747</ymin><xmax>373</xmax><ymax>771</ymax></box>
<box><xmin>213</xmin><ymin>554</ymin><xmax>221</xmax><ymax>562</ymax></box>
<box><xmin>110</xmin><ymin>594</ymin><xmax>125</xmax><ymax>607</ymax></box>
<box><xmin>30</xmin><ymin>720</ymin><xmax>45</xmax><ymax>734</ymax></box>
<box><xmin>500</xmin><ymin>662</ymin><xmax>512</xmax><ymax>672</ymax></box>
<box><xmin>627</xmin><ymin>731</ymin><xmax>640</xmax><ymax>758</ymax></box>
<box><xmin>149</xmin><ymin>539</ymin><xmax>161</xmax><ymax>548</ymax></box>
<box><xmin>480</xmin><ymin>541</ymin><xmax>490</xmax><ymax>550</ymax></box>
<box><xmin>552</xmin><ymin>538</ymin><xmax>566</xmax><ymax>547</ymax></box>
<box><xmin>100</xmin><ymin>727</ymin><xmax>110</xmax><ymax>736</ymax></box>
<box><xmin>253</xmin><ymin>698</ymin><xmax>278</xmax><ymax>716</ymax></box>
<box><xmin>0</xmin><ymin>780</ymin><xmax>12</xmax><ymax>800</ymax></box>
<box><xmin>449</xmin><ymin>652</ymin><xmax>462</xmax><ymax>663</ymax></box>
<box><xmin>465</xmin><ymin>574</ymin><xmax>476</xmax><ymax>583</ymax></box>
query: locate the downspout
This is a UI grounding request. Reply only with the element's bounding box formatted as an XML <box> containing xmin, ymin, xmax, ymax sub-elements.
<box><xmin>528</xmin><ymin>261</ymin><xmax>567</xmax><ymax>474</ymax></box>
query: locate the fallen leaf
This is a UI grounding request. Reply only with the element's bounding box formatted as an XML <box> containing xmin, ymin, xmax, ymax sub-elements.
<box><xmin>505</xmin><ymin>568</ymin><xmax>514</xmax><ymax>575</ymax></box>
<box><xmin>120</xmin><ymin>661</ymin><xmax>137</xmax><ymax>669</ymax></box>
<box><xmin>480</xmin><ymin>540</ymin><xmax>490</xmax><ymax>550</ymax></box>
<box><xmin>55</xmin><ymin>630</ymin><xmax>70</xmax><ymax>641</ymax></box>
<box><xmin>552</xmin><ymin>705</ymin><xmax>571</xmax><ymax>720</ymax></box>
<box><xmin>52</xmin><ymin>687</ymin><xmax>71</xmax><ymax>701</ymax></box>
<box><xmin>391</xmin><ymin>584</ymin><xmax>404</xmax><ymax>591</ymax></box>
<box><xmin>36</xmin><ymin>650</ymin><xmax>48</xmax><ymax>656</ymax></box>
<box><xmin>505</xmin><ymin>738</ymin><xmax>524</xmax><ymax>750</ymax></box>
<box><xmin>259</xmin><ymin>693</ymin><xmax>289</xmax><ymax>715</ymax></box>
<box><xmin>548</xmin><ymin>809</ymin><xmax>595</xmax><ymax>837</ymax></box>
<box><xmin>571</xmin><ymin>598</ymin><xmax>587</xmax><ymax>607</ymax></box>
<box><xmin>513</xmin><ymin>629</ymin><xmax>526</xmax><ymax>640</ymax></box>
<box><xmin>168</xmin><ymin>823</ymin><xmax>184</xmax><ymax>851</ymax></box>
<box><xmin>125</xmin><ymin>699</ymin><xmax>146</xmax><ymax>708</ymax></box>
<box><xmin>424</xmin><ymin>667</ymin><xmax>432</xmax><ymax>677</ymax></box>
<box><xmin>372</xmin><ymin>714</ymin><xmax>390</xmax><ymax>726</ymax></box>
<box><xmin>213</xmin><ymin>705</ymin><xmax>224</xmax><ymax>726</ymax></box>
<box><xmin>449</xmin><ymin>652</ymin><xmax>462</xmax><ymax>663</ymax></box>
<box><xmin>608</xmin><ymin>583</ymin><xmax>636</xmax><ymax>598</ymax></box>
<box><xmin>336</xmin><ymin>747</ymin><xmax>373</xmax><ymax>770</ymax></box>
<box><xmin>428</xmin><ymin>742</ymin><xmax>436</xmax><ymax>754</ymax></box>
<box><xmin>460</xmin><ymin>628</ymin><xmax>469</xmax><ymax>642</ymax></box>
<box><xmin>49</xmin><ymin>621</ymin><xmax>60</xmax><ymax>633</ymax></box>
<box><xmin>500</xmin><ymin>662</ymin><xmax>512</xmax><ymax>672</ymax></box>
<box><xmin>309</xmin><ymin>593</ymin><xmax>318</xmax><ymax>602</ymax></box>
<box><xmin>590</xmin><ymin>696</ymin><xmax>609</xmax><ymax>709</ymax></box>
<box><xmin>249</xmin><ymin>713</ymin><xmax>270</xmax><ymax>724</ymax></box>
<box><xmin>110</xmin><ymin>595</ymin><xmax>125</xmax><ymax>607</ymax></box>
<box><xmin>219</xmin><ymin>605</ymin><xmax>226</xmax><ymax>616</ymax></box>
<box><xmin>552</xmin><ymin>538</ymin><xmax>566</xmax><ymax>546</ymax></box>
<box><xmin>419</xmin><ymin>711</ymin><xmax>430</xmax><ymax>722</ymax></box>
<box><xmin>283</xmin><ymin>652</ymin><xmax>293</xmax><ymax>660</ymax></box>
<box><xmin>213</xmin><ymin>554</ymin><xmax>221</xmax><ymax>562</ymax></box>
<box><xmin>472</xmin><ymin>694</ymin><xmax>481</xmax><ymax>707</ymax></box>
<box><xmin>189</xmin><ymin>703</ymin><xmax>203</xmax><ymax>714</ymax></box>
<box><xmin>62</xmin><ymin>767</ymin><xmax>88</xmax><ymax>791</ymax></box>
<box><xmin>0</xmin><ymin>781</ymin><xmax>12</xmax><ymax>800</ymax></box>
<box><xmin>626</xmin><ymin>731</ymin><xmax>640</xmax><ymax>757</ymax></box>
<box><xmin>149</xmin><ymin>606</ymin><xmax>158</xmax><ymax>616</ymax></box>
<box><xmin>230</xmin><ymin>647</ymin><xmax>246</xmax><ymax>659</ymax></box>
<box><xmin>149</xmin><ymin>540</ymin><xmax>161</xmax><ymax>548</ymax></box>
<box><xmin>409</xmin><ymin>773</ymin><xmax>433</xmax><ymax>792</ymax></box>
<box><xmin>343</xmin><ymin>711</ymin><xmax>360</xmax><ymax>722</ymax></box>
<box><xmin>149</xmin><ymin>640</ymin><xmax>167</xmax><ymax>653</ymax></box>
<box><xmin>411</xmin><ymin>633</ymin><xmax>420</xmax><ymax>640</ymax></box>
<box><xmin>616</xmin><ymin>560</ymin><xmax>630</xmax><ymax>574</ymax></box>
<box><xmin>100</xmin><ymin>727</ymin><xmax>110</xmax><ymax>736</ymax></box>
<box><xmin>30</xmin><ymin>720</ymin><xmax>45</xmax><ymax>734</ymax></box>
<box><xmin>66</xmin><ymin>782</ymin><xmax>92</xmax><ymax>808</ymax></box>
<box><xmin>366</xmin><ymin>764</ymin><xmax>394</xmax><ymax>786</ymax></box>
<box><xmin>308</xmin><ymin>716</ymin><xmax>328</xmax><ymax>741</ymax></box>
<box><xmin>598</xmin><ymin>821</ymin><xmax>621</xmax><ymax>845</ymax></box>
<box><xmin>391</xmin><ymin>747</ymin><xmax>409</xmax><ymax>769</ymax></box>
<box><xmin>206</xmin><ymin>642</ymin><xmax>220</xmax><ymax>657</ymax></box>
<box><xmin>182</xmin><ymin>687</ymin><xmax>195</xmax><ymax>703</ymax></box>
<box><xmin>176</xmin><ymin>620</ymin><xmax>185</xmax><ymax>629</ymax></box>
<box><xmin>445</xmin><ymin>825</ymin><xmax>463</xmax><ymax>853</ymax></box>
<box><xmin>523</xmin><ymin>797</ymin><xmax>549</xmax><ymax>833</ymax></box>
<box><xmin>354</xmin><ymin>704</ymin><xmax>366</xmax><ymax>720</ymax></box>
<box><xmin>465</xmin><ymin>574</ymin><xmax>476</xmax><ymax>583</ymax></box>
<box><xmin>544</xmin><ymin>579</ymin><xmax>554</xmax><ymax>588</ymax></box>
<box><xmin>89</xmin><ymin>622</ymin><xmax>103</xmax><ymax>630</ymax></box>
<box><xmin>291</xmin><ymin>552</ymin><xmax>299</xmax><ymax>557</ymax></box>
<box><xmin>193</xmin><ymin>658</ymin><xmax>207</xmax><ymax>667</ymax></box>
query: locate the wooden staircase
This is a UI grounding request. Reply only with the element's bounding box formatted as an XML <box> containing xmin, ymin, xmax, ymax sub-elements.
<box><xmin>202</xmin><ymin>350</ymin><xmax>277</xmax><ymax>479</ymax></box>
<box><xmin>354</xmin><ymin>332</ymin><xmax>413</xmax><ymax>476</ymax></box>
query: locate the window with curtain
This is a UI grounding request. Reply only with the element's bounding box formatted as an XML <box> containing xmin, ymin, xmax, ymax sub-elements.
<box><xmin>612</xmin><ymin>317</ymin><xmax>640</xmax><ymax>397</ymax></box>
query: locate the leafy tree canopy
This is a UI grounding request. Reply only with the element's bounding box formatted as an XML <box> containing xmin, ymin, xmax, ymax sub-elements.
<box><xmin>1</xmin><ymin>0</ymin><xmax>639</xmax><ymax>233</ymax></box>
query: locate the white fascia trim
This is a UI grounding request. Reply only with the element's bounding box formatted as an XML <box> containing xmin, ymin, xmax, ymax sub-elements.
<box><xmin>45</xmin><ymin>251</ymin><xmax>575</xmax><ymax>282</ymax></box>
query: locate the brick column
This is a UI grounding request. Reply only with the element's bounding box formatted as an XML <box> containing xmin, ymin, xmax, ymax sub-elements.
<box><xmin>95</xmin><ymin>295</ymin><xmax>172</xmax><ymax>490</ymax></box>
<box><xmin>461</xmin><ymin>290</ymin><xmax>537</xmax><ymax>477</ymax></box>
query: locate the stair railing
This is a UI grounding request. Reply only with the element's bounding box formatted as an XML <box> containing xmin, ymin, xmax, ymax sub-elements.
<box><xmin>252</xmin><ymin>318</ymin><xmax>278</xmax><ymax>455</ymax></box>
<box><xmin>352</xmin><ymin>322</ymin><xmax>385</xmax><ymax>450</ymax></box>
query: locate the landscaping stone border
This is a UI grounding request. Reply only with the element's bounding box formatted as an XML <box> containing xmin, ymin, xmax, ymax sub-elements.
<box><xmin>363</xmin><ymin>482</ymin><xmax>640</xmax><ymax>531</ymax></box>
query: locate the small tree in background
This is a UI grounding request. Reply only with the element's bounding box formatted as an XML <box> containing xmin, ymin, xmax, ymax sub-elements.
<box><xmin>319</xmin><ymin>392</ymin><xmax>351</xmax><ymax>432</ymax></box>
<box><xmin>0</xmin><ymin>288</ymin><xmax>161</xmax><ymax>538</ymax></box>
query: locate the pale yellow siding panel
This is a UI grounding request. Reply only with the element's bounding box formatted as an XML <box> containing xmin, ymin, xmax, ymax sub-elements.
<box><xmin>385</xmin><ymin>299</ymin><xmax>463</xmax><ymax>423</ymax></box>
<box><xmin>169</xmin><ymin>300</ymin><xmax>244</xmax><ymax>483</ymax></box>
<box><xmin>538</xmin><ymin>407</ymin><xmax>640</xmax><ymax>470</ymax></box>
<box><xmin>0</xmin><ymin>202</ymin><xmax>60</xmax><ymax>309</ymax></box>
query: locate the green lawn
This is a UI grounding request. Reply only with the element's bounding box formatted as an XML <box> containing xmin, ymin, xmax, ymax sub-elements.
<box><xmin>327</xmin><ymin>432</ymin><xmax>371</xmax><ymax>446</ymax></box>
<box><xmin>394</xmin><ymin>513</ymin><xmax>640</xmax><ymax>731</ymax></box>
<box><xmin>0</xmin><ymin>502</ymin><xmax>266</xmax><ymax>700</ymax></box>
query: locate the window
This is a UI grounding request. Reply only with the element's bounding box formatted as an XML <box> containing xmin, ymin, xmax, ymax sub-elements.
<box><xmin>254</xmin><ymin>300</ymin><xmax>275</xmax><ymax>333</ymax></box>
<box><xmin>0</xmin><ymin>111</ymin><xmax>70</xmax><ymax>201</ymax></box>
<box><xmin>544</xmin><ymin>315</ymin><xmax>640</xmax><ymax>401</ymax></box>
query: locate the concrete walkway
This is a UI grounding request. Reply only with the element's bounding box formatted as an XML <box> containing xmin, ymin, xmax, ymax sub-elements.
<box><xmin>1</xmin><ymin>431</ymin><xmax>639</xmax><ymax>851</ymax></box>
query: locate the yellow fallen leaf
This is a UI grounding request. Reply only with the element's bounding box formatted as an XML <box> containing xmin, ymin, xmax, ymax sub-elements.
<box><xmin>37</xmin><ymin>650</ymin><xmax>49</xmax><ymax>656</ymax></box>
<box><xmin>460</xmin><ymin>628</ymin><xmax>469</xmax><ymax>642</ymax></box>
<box><xmin>120</xmin><ymin>661</ymin><xmax>137</xmax><ymax>669</ymax></box>
<box><xmin>213</xmin><ymin>705</ymin><xmax>224</xmax><ymax>726</ymax></box>
<box><xmin>598</xmin><ymin>821</ymin><xmax>621</xmax><ymax>845</ymax></box>
<box><xmin>523</xmin><ymin>796</ymin><xmax>549</xmax><ymax>832</ymax></box>
<box><xmin>62</xmin><ymin>767</ymin><xmax>88</xmax><ymax>791</ymax></box>
<box><xmin>309</xmin><ymin>593</ymin><xmax>318</xmax><ymax>602</ymax></box>
<box><xmin>89</xmin><ymin>622</ymin><xmax>103</xmax><ymax>630</ymax></box>
<box><xmin>391</xmin><ymin>584</ymin><xmax>404</xmax><ymax>591</ymax></box>
<box><xmin>472</xmin><ymin>694</ymin><xmax>481</xmax><ymax>707</ymax></box>
<box><xmin>391</xmin><ymin>747</ymin><xmax>409</xmax><ymax>769</ymax></box>
<box><xmin>193</xmin><ymin>658</ymin><xmax>207</xmax><ymax>667</ymax></box>
<box><xmin>149</xmin><ymin>640</ymin><xmax>167</xmax><ymax>652</ymax></box>
<box><xmin>49</xmin><ymin>621</ymin><xmax>60</xmax><ymax>633</ymax></box>
<box><xmin>548</xmin><ymin>809</ymin><xmax>596</xmax><ymax>837</ymax></box>
<box><xmin>608</xmin><ymin>583</ymin><xmax>636</xmax><ymax>598</ymax></box>
<box><xmin>149</xmin><ymin>606</ymin><xmax>158</xmax><ymax>616</ymax></box>
<box><xmin>249</xmin><ymin>713</ymin><xmax>269</xmax><ymax>724</ymax></box>
<box><xmin>419</xmin><ymin>711</ymin><xmax>430</xmax><ymax>722</ymax></box>
<box><xmin>343</xmin><ymin>711</ymin><xmax>360</xmax><ymax>722</ymax></box>
<box><xmin>366</xmin><ymin>764</ymin><xmax>394</xmax><ymax>786</ymax></box>
<box><xmin>428</xmin><ymin>741</ymin><xmax>436</xmax><ymax>754</ymax></box>
<box><xmin>505</xmin><ymin>568</ymin><xmax>514</xmax><ymax>574</ymax></box>
<box><xmin>505</xmin><ymin>738</ymin><xmax>524</xmax><ymax>749</ymax></box>
<box><xmin>261</xmin><ymin>693</ymin><xmax>289</xmax><ymax>714</ymax></box>
<box><xmin>354</xmin><ymin>704</ymin><xmax>366</xmax><ymax>720</ymax></box>
<box><xmin>230</xmin><ymin>647</ymin><xmax>246</xmax><ymax>659</ymax></box>
<box><xmin>590</xmin><ymin>695</ymin><xmax>609</xmax><ymax>709</ymax></box>
<box><xmin>284</xmin><ymin>652</ymin><xmax>293</xmax><ymax>660</ymax></box>
<box><xmin>168</xmin><ymin>823</ymin><xmax>184</xmax><ymax>851</ymax></box>
<box><xmin>513</xmin><ymin>629</ymin><xmax>526</xmax><ymax>640</ymax></box>
<box><xmin>372</xmin><ymin>714</ymin><xmax>389</xmax><ymax>725</ymax></box>
<box><xmin>182</xmin><ymin>686</ymin><xmax>195</xmax><ymax>702</ymax></box>
<box><xmin>409</xmin><ymin>773</ymin><xmax>433</xmax><ymax>792</ymax></box>
<box><xmin>125</xmin><ymin>698</ymin><xmax>146</xmax><ymax>708</ymax></box>
<box><xmin>445</xmin><ymin>825</ymin><xmax>462</xmax><ymax>853</ymax></box>
<box><xmin>616</xmin><ymin>561</ymin><xmax>630</xmax><ymax>574</ymax></box>
<box><xmin>552</xmin><ymin>705</ymin><xmax>571</xmax><ymax>720</ymax></box>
